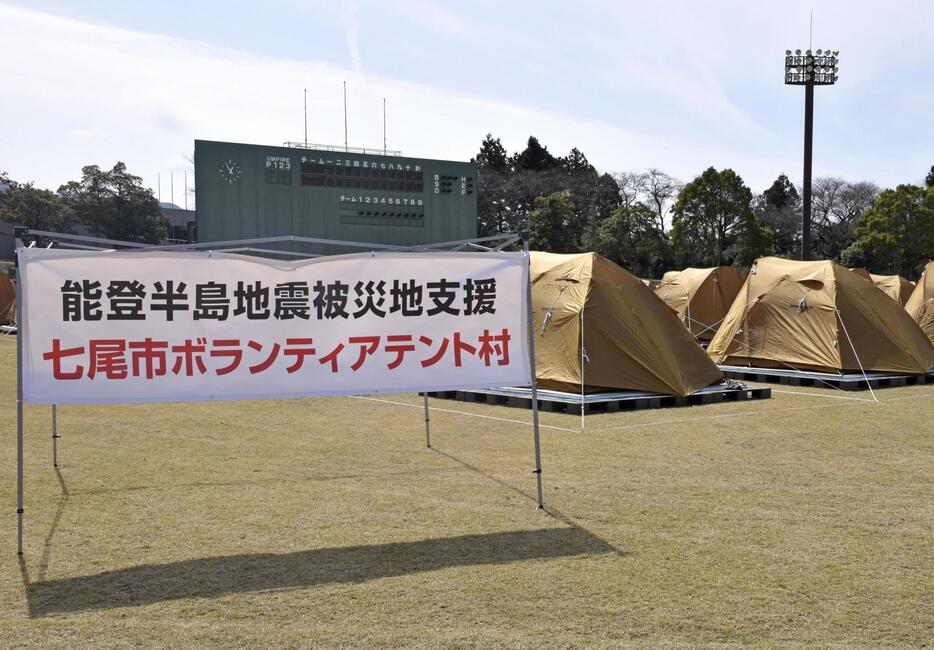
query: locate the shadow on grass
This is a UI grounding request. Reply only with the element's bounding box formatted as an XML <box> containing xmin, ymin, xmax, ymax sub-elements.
<box><xmin>25</xmin><ymin>442</ymin><xmax>622</xmax><ymax>617</ymax></box>
<box><xmin>24</xmin><ymin>526</ymin><xmax>615</xmax><ymax>617</ymax></box>
<box><xmin>37</xmin><ymin>468</ymin><xmax>69</xmax><ymax>582</ymax></box>
<box><xmin>429</xmin><ymin>448</ymin><xmax>626</xmax><ymax>558</ymax></box>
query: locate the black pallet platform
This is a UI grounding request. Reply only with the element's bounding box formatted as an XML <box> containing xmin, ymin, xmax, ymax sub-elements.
<box><xmin>423</xmin><ymin>383</ymin><xmax>770</xmax><ymax>415</ymax></box>
<box><xmin>718</xmin><ymin>365</ymin><xmax>934</xmax><ymax>392</ymax></box>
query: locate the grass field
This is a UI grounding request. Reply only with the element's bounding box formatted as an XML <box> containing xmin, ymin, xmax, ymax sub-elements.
<box><xmin>0</xmin><ymin>338</ymin><xmax>932</xmax><ymax>648</ymax></box>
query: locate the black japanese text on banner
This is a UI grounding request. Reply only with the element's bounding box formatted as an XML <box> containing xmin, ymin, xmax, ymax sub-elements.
<box><xmin>18</xmin><ymin>249</ymin><xmax>531</xmax><ymax>404</ymax></box>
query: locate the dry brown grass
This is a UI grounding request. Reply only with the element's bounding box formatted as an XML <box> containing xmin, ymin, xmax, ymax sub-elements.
<box><xmin>0</xmin><ymin>339</ymin><xmax>932</xmax><ymax>648</ymax></box>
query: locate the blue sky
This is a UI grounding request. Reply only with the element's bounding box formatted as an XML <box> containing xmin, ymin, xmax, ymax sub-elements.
<box><xmin>1</xmin><ymin>0</ymin><xmax>932</xmax><ymax>203</ymax></box>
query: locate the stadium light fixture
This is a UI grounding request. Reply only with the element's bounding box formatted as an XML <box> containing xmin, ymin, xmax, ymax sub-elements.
<box><xmin>785</xmin><ymin>47</ymin><xmax>839</xmax><ymax>260</ymax></box>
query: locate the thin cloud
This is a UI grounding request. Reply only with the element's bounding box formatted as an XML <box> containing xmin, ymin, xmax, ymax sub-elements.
<box><xmin>0</xmin><ymin>1</ymin><xmax>929</xmax><ymax>196</ymax></box>
<box><xmin>340</xmin><ymin>0</ymin><xmax>362</xmax><ymax>72</ymax></box>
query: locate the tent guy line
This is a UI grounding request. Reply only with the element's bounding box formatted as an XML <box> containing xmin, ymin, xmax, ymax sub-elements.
<box><xmin>768</xmin><ymin>388</ymin><xmax>877</xmax><ymax>402</ymax></box>
<box><xmin>349</xmin><ymin>395</ymin><xmax>582</xmax><ymax>433</ymax></box>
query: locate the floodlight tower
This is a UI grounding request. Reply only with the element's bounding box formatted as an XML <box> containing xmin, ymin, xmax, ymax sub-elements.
<box><xmin>785</xmin><ymin>48</ymin><xmax>839</xmax><ymax>260</ymax></box>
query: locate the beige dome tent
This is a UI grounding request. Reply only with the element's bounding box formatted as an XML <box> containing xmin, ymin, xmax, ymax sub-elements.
<box><xmin>708</xmin><ymin>257</ymin><xmax>934</xmax><ymax>374</ymax></box>
<box><xmin>531</xmin><ymin>252</ymin><xmax>723</xmax><ymax>396</ymax></box>
<box><xmin>653</xmin><ymin>266</ymin><xmax>744</xmax><ymax>340</ymax></box>
<box><xmin>905</xmin><ymin>261</ymin><xmax>934</xmax><ymax>345</ymax></box>
<box><xmin>870</xmin><ymin>273</ymin><xmax>914</xmax><ymax>305</ymax></box>
<box><xmin>0</xmin><ymin>274</ymin><xmax>15</xmax><ymax>325</ymax></box>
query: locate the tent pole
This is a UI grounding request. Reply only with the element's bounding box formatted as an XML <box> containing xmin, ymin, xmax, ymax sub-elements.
<box><xmin>16</xmin><ymin>255</ymin><xmax>24</xmax><ymax>555</ymax></box>
<box><xmin>422</xmin><ymin>393</ymin><xmax>431</xmax><ymax>448</ymax></box>
<box><xmin>52</xmin><ymin>404</ymin><xmax>59</xmax><ymax>469</ymax></box>
<box><xmin>522</xmin><ymin>235</ymin><xmax>544</xmax><ymax>509</ymax></box>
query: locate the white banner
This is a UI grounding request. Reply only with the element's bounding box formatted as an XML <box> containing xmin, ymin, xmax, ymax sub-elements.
<box><xmin>18</xmin><ymin>248</ymin><xmax>531</xmax><ymax>404</ymax></box>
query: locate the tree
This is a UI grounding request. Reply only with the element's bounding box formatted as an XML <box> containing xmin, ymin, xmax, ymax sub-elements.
<box><xmin>60</xmin><ymin>162</ymin><xmax>169</xmax><ymax>244</ymax></box>
<box><xmin>513</xmin><ymin>136</ymin><xmax>559</xmax><ymax>172</ymax></box>
<box><xmin>755</xmin><ymin>173</ymin><xmax>800</xmax><ymax>257</ymax></box>
<box><xmin>589</xmin><ymin>202</ymin><xmax>671</xmax><ymax>276</ymax></box>
<box><xmin>926</xmin><ymin>165</ymin><xmax>934</xmax><ymax>188</ymax></box>
<box><xmin>473</xmin><ymin>134</ymin><xmax>510</xmax><ymax>174</ymax></box>
<box><xmin>473</xmin><ymin>135</ymin><xmax>513</xmax><ymax>237</ymax></box>
<box><xmin>670</xmin><ymin>167</ymin><xmax>764</xmax><ymax>266</ymax></box>
<box><xmin>0</xmin><ymin>172</ymin><xmax>74</xmax><ymax>232</ymax></box>
<box><xmin>810</xmin><ymin>177</ymin><xmax>879</xmax><ymax>260</ymax></box>
<box><xmin>473</xmin><ymin>134</ymin><xmax>623</xmax><ymax>247</ymax></box>
<box><xmin>563</xmin><ymin>147</ymin><xmax>594</xmax><ymax>173</ymax></box>
<box><xmin>639</xmin><ymin>168</ymin><xmax>683</xmax><ymax>234</ymax></box>
<box><xmin>848</xmin><ymin>184</ymin><xmax>934</xmax><ymax>277</ymax></box>
<box><xmin>526</xmin><ymin>191</ymin><xmax>579</xmax><ymax>253</ymax></box>
<box><xmin>472</xmin><ymin>134</ymin><xmax>623</xmax><ymax>247</ymax></box>
<box><xmin>613</xmin><ymin>171</ymin><xmax>643</xmax><ymax>208</ymax></box>
<box><xmin>763</xmin><ymin>173</ymin><xmax>799</xmax><ymax>209</ymax></box>
<box><xmin>736</xmin><ymin>218</ymin><xmax>774</xmax><ymax>267</ymax></box>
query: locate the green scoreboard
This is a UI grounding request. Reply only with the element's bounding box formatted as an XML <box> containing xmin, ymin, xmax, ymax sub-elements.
<box><xmin>194</xmin><ymin>140</ymin><xmax>477</xmax><ymax>251</ymax></box>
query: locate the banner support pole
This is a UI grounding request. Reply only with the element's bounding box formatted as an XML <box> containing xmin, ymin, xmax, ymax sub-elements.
<box><xmin>522</xmin><ymin>234</ymin><xmax>544</xmax><ymax>509</ymax></box>
<box><xmin>16</xmin><ymin>253</ymin><xmax>24</xmax><ymax>555</ymax></box>
<box><xmin>52</xmin><ymin>405</ymin><xmax>59</xmax><ymax>468</ymax></box>
<box><xmin>423</xmin><ymin>393</ymin><xmax>431</xmax><ymax>448</ymax></box>
<box><xmin>580</xmin><ymin>308</ymin><xmax>585</xmax><ymax>432</ymax></box>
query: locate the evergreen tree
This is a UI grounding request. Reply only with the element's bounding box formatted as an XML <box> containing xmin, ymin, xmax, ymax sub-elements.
<box><xmin>60</xmin><ymin>162</ymin><xmax>169</xmax><ymax>244</ymax></box>
<box><xmin>526</xmin><ymin>191</ymin><xmax>579</xmax><ymax>252</ymax></box>
<box><xmin>513</xmin><ymin>136</ymin><xmax>559</xmax><ymax>172</ymax></box>
<box><xmin>671</xmin><ymin>167</ymin><xmax>767</xmax><ymax>266</ymax></box>
<box><xmin>0</xmin><ymin>172</ymin><xmax>75</xmax><ymax>232</ymax></box>
<box><xmin>849</xmin><ymin>184</ymin><xmax>934</xmax><ymax>277</ymax></box>
<box><xmin>755</xmin><ymin>173</ymin><xmax>800</xmax><ymax>257</ymax></box>
<box><xmin>473</xmin><ymin>134</ymin><xmax>510</xmax><ymax>173</ymax></box>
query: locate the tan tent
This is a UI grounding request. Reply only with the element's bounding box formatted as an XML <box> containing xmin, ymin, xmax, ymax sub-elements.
<box><xmin>0</xmin><ymin>274</ymin><xmax>15</xmax><ymax>326</ymax></box>
<box><xmin>653</xmin><ymin>267</ymin><xmax>745</xmax><ymax>340</ymax></box>
<box><xmin>905</xmin><ymin>261</ymin><xmax>934</xmax><ymax>345</ymax></box>
<box><xmin>531</xmin><ymin>252</ymin><xmax>723</xmax><ymax>395</ymax></box>
<box><xmin>870</xmin><ymin>273</ymin><xmax>914</xmax><ymax>305</ymax></box>
<box><xmin>708</xmin><ymin>257</ymin><xmax>934</xmax><ymax>374</ymax></box>
<box><xmin>848</xmin><ymin>267</ymin><xmax>872</xmax><ymax>281</ymax></box>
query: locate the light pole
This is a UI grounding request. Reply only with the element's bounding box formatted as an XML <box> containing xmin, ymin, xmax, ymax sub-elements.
<box><xmin>785</xmin><ymin>48</ymin><xmax>838</xmax><ymax>260</ymax></box>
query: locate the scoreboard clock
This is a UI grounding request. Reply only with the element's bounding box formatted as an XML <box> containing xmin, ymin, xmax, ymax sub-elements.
<box><xmin>217</xmin><ymin>159</ymin><xmax>243</xmax><ymax>184</ymax></box>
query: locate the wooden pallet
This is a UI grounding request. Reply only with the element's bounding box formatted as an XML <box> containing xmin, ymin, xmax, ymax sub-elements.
<box><xmin>423</xmin><ymin>383</ymin><xmax>771</xmax><ymax>414</ymax></box>
<box><xmin>718</xmin><ymin>365</ymin><xmax>934</xmax><ymax>391</ymax></box>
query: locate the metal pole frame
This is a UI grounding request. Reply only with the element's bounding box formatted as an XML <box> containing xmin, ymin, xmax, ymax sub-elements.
<box><xmin>16</xmin><ymin>229</ymin><xmax>523</xmax><ymax>257</ymax></box>
<box><xmin>52</xmin><ymin>404</ymin><xmax>59</xmax><ymax>469</ymax></box>
<box><xmin>16</xmin><ymin>250</ymin><xmax>24</xmax><ymax>554</ymax></box>
<box><xmin>522</xmin><ymin>234</ymin><xmax>545</xmax><ymax>509</ymax></box>
<box><xmin>423</xmin><ymin>393</ymin><xmax>431</xmax><ymax>448</ymax></box>
<box><xmin>13</xmin><ymin>229</ymin><xmax>530</xmax><ymax>551</ymax></box>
